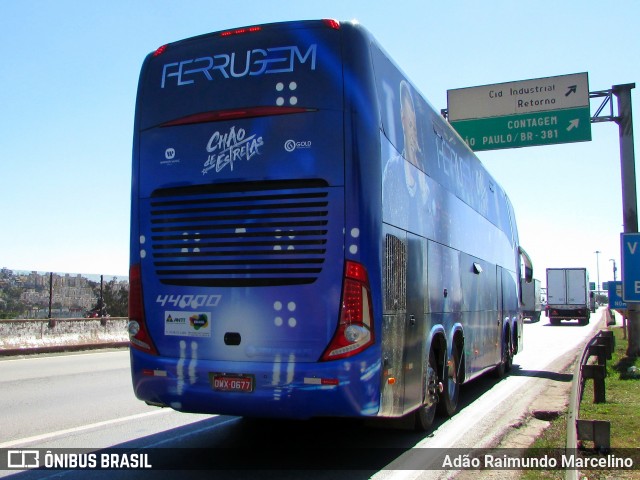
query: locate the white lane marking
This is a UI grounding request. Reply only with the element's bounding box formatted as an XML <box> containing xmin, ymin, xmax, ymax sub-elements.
<box><xmin>0</xmin><ymin>409</ymin><xmax>174</xmax><ymax>448</ymax></box>
<box><xmin>0</xmin><ymin>350</ymin><xmax>127</xmax><ymax>363</ymax></box>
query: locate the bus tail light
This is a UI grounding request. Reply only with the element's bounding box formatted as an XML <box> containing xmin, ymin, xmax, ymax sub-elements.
<box><xmin>220</xmin><ymin>26</ymin><xmax>262</xmax><ymax>37</ymax></box>
<box><xmin>153</xmin><ymin>44</ymin><xmax>168</xmax><ymax>57</ymax></box>
<box><xmin>323</xmin><ymin>19</ymin><xmax>341</xmax><ymax>30</ymax></box>
<box><xmin>128</xmin><ymin>264</ymin><xmax>158</xmax><ymax>355</ymax></box>
<box><xmin>321</xmin><ymin>261</ymin><xmax>374</xmax><ymax>361</ymax></box>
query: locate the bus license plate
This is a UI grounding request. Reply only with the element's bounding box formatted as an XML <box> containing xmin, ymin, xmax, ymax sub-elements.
<box><xmin>210</xmin><ymin>374</ymin><xmax>254</xmax><ymax>393</ymax></box>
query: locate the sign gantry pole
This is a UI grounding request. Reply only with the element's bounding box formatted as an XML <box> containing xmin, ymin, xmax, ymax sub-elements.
<box><xmin>615</xmin><ymin>83</ymin><xmax>640</xmax><ymax>356</ymax></box>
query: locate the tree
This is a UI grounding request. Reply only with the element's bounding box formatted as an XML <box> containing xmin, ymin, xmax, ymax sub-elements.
<box><xmin>0</xmin><ymin>285</ymin><xmax>25</xmax><ymax>319</ymax></box>
<box><xmin>90</xmin><ymin>277</ymin><xmax>128</xmax><ymax>317</ymax></box>
<box><xmin>0</xmin><ymin>269</ymin><xmax>26</xmax><ymax>318</ymax></box>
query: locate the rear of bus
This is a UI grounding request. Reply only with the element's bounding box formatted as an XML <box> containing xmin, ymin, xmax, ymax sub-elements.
<box><xmin>129</xmin><ymin>20</ymin><xmax>382</xmax><ymax>419</ymax></box>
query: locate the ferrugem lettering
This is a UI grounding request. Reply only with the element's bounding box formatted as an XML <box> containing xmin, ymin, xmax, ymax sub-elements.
<box><xmin>161</xmin><ymin>44</ymin><xmax>317</xmax><ymax>88</ymax></box>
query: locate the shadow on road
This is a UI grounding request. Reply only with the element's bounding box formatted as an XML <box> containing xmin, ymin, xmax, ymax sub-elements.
<box><xmin>2</xmin><ymin>414</ymin><xmax>429</xmax><ymax>479</ymax></box>
<box><xmin>4</xmin><ymin>357</ymin><xmax>575</xmax><ymax>479</ymax></box>
<box><xmin>510</xmin><ymin>365</ymin><xmax>573</xmax><ymax>382</ymax></box>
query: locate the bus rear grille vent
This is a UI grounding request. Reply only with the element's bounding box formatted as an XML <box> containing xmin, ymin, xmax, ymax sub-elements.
<box><xmin>383</xmin><ymin>234</ymin><xmax>407</xmax><ymax>313</ymax></box>
<box><xmin>148</xmin><ymin>179</ymin><xmax>330</xmax><ymax>287</ymax></box>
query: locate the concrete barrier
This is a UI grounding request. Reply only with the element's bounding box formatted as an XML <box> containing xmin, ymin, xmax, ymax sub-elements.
<box><xmin>0</xmin><ymin>317</ymin><xmax>129</xmax><ymax>356</ymax></box>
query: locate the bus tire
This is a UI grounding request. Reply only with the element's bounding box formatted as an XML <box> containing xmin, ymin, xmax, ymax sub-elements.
<box><xmin>494</xmin><ymin>328</ymin><xmax>513</xmax><ymax>378</ymax></box>
<box><xmin>505</xmin><ymin>328</ymin><xmax>513</xmax><ymax>372</ymax></box>
<box><xmin>415</xmin><ymin>349</ymin><xmax>438</xmax><ymax>431</ymax></box>
<box><xmin>437</xmin><ymin>343</ymin><xmax>460</xmax><ymax>417</ymax></box>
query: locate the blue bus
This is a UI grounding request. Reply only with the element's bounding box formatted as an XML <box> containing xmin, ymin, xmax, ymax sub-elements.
<box><xmin>129</xmin><ymin>19</ymin><xmax>533</xmax><ymax>430</ymax></box>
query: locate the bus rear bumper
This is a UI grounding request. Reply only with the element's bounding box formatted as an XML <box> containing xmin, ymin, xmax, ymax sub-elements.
<box><xmin>546</xmin><ymin>306</ymin><xmax>590</xmax><ymax>320</ymax></box>
<box><xmin>130</xmin><ymin>348</ymin><xmax>382</xmax><ymax>419</ymax></box>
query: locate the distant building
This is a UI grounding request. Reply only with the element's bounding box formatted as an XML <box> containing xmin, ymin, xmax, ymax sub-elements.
<box><xmin>1</xmin><ymin>269</ymin><xmax>128</xmax><ymax>318</ymax></box>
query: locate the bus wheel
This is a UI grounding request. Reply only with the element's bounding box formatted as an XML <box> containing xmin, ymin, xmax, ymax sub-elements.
<box><xmin>505</xmin><ymin>329</ymin><xmax>513</xmax><ymax>371</ymax></box>
<box><xmin>415</xmin><ymin>349</ymin><xmax>440</xmax><ymax>431</ymax></box>
<box><xmin>437</xmin><ymin>343</ymin><xmax>460</xmax><ymax>417</ymax></box>
<box><xmin>494</xmin><ymin>328</ymin><xmax>513</xmax><ymax>378</ymax></box>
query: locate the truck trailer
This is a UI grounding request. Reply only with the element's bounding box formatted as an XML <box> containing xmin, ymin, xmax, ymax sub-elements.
<box><xmin>546</xmin><ymin>268</ymin><xmax>591</xmax><ymax>325</ymax></box>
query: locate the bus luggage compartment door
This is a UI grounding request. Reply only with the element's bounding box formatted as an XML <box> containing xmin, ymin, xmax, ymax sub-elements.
<box><xmin>379</xmin><ymin>231</ymin><xmax>427</xmax><ymax>417</ymax></box>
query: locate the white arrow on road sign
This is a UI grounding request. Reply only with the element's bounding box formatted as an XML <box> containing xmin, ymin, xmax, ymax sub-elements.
<box><xmin>567</xmin><ymin>119</ymin><xmax>580</xmax><ymax>131</ymax></box>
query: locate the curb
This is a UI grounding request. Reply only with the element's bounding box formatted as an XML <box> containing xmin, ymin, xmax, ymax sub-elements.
<box><xmin>0</xmin><ymin>341</ymin><xmax>129</xmax><ymax>357</ymax></box>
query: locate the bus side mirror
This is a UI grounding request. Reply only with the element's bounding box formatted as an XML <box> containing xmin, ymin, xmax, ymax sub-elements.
<box><xmin>519</xmin><ymin>246</ymin><xmax>533</xmax><ymax>283</ymax></box>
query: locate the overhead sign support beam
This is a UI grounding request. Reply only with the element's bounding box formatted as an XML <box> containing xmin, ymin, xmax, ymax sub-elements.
<box><xmin>590</xmin><ymin>89</ymin><xmax>617</xmax><ymax>123</ymax></box>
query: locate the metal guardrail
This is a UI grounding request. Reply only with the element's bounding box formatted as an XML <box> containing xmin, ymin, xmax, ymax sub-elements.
<box><xmin>566</xmin><ymin>326</ymin><xmax>615</xmax><ymax>480</ymax></box>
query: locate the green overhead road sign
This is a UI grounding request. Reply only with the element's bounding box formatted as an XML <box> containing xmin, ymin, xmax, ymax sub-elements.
<box><xmin>450</xmin><ymin>107</ymin><xmax>592</xmax><ymax>151</ymax></box>
<box><xmin>447</xmin><ymin>73</ymin><xmax>592</xmax><ymax>151</ymax></box>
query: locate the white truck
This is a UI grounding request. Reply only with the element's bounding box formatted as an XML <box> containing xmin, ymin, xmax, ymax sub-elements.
<box><xmin>521</xmin><ymin>278</ymin><xmax>542</xmax><ymax>322</ymax></box>
<box><xmin>545</xmin><ymin>268</ymin><xmax>591</xmax><ymax>325</ymax></box>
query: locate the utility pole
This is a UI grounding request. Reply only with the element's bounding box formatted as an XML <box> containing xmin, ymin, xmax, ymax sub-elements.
<box><xmin>100</xmin><ymin>274</ymin><xmax>104</xmax><ymax>316</ymax></box>
<box><xmin>614</xmin><ymin>83</ymin><xmax>639</xmax><ymax>357</ymax></box>
<box><xmin>48</xmin><ymin>272</ymin><xmax>53</xmax><ymax>319</ymax></box>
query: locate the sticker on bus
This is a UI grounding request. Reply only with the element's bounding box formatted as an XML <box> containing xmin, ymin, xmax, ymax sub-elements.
<box><xmin>164</xmin><ymin>311</ymin><xmax>212</xmax><ymax>337</ymax></box>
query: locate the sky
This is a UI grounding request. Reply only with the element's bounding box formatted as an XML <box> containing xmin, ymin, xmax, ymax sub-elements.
<box><xmin>1</xmin><ymin>0</ymin><xmax>638</xmax><ymax>287</ymax></box>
